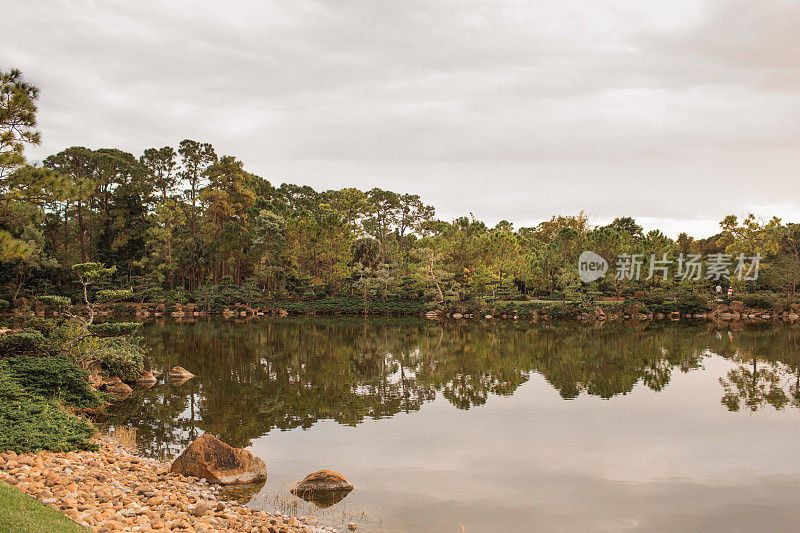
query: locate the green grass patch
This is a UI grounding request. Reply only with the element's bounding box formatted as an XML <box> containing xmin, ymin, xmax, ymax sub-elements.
<box><xmin>0</xmin><ymin>480</ymin><xmax>88</xmax><ymax>532</ymax></box>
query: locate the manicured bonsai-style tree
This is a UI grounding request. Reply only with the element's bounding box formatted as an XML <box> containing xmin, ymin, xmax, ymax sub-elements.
<box><xmin>37</xmin><ymin>262</ymin><xmax>141</xmax><ymax>371</ymax></box>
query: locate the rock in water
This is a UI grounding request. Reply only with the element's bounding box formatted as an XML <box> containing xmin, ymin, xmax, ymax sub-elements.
<box><xmin>294</xmin><ymin>469</ymin><xmax>353</xmax><ymax>492</ymax></box>
<box><xmin>169</xmin><ymin>366</ymin><xmax>194</xmax><ymax>379</ymax></box>
<box><xmin>100</xmin><ymin>380</ymin><xmax>133</xmax><ymax>401</ymax></box>
<box><xmin>170</xmin><ymin>434</ymin><xmax>267</xmax><ymax>484</ymax></box>
<box><xmin>137</xmin><ymin>371</ymin><xmax>157</xmax><ymax>384</ymax></box>
<box><xmin>292</xmin><ymin>470</ymin><xmax>354</xmax><ymax>507</ymax></box>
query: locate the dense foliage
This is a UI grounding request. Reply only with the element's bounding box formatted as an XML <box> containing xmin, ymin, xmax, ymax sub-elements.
<box><xmin>1</xmin><ymin>355</ymin><xmax>104</xmax><ymax>408</ymax></box>
<box><xmin>3</xmin><ymin>69</ymin><xmax>800</xmax><ymax>312</ymax></box>
<box><xmin>0</xmin><ymin>371</ymin><xmax>97</xmax><ymax>453</ymax></box>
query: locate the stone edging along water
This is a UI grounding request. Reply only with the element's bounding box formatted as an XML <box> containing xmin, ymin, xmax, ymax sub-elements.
<box><xmin>27</xmin><ymin>298</ymin><xmax>800</xmax><ymax>322</ymax></box>
<box><xmin>0</xmin><ymin>437</ymin><xmax>337</xmax><ymax>533</ymax></box>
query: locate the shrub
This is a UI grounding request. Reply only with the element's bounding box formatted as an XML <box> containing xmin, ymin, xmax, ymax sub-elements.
<box><xmin>97</xmin><ymin>339</ymin><xmax>145</xmax><ymax>382</ymax></box>
<box><xmin>22</xmin><ymin>316</ymin><xmax>58</xmax><ymax>336</ymax></box>
<box><xmin>96</xmin><ymin>289</ymin><xmax>133</xmax><ymax>303</ymax></box>
<box><xmin>0</xmin><ymin>330</ymin><xmax>49</xmax><ymax>357</ymax></box>
<box><xmin>271</xmin><ymin>297</ymin><xmax>431</xmax><ymax>316</ymax></box>
<box><xmin>36</xmin><ymin>295</ymin><xmax>70</xmax><ymax>311</ymax></box>
<box><xmin>675</xmin><ymin>292</ymin><xmax>708</xmax><ymax>314</ymax></box>
<box><xmin>1</xmin><ymin>356</ymin><xmax>104</xmax><ymax>409</ymax></box>
<box><xmin>741</xmin><ymin>294</ymin><xmax>775</xmax><ymax>310</ymax></box>
<box><xmin>0</xmin><ymin>372</ymin><xmax>97</xmax><ymax>453</ymax></box>
<box><xmin>53</xmin><ymin>324</ymin><xmax>145</xmax><ymax>382</ymax></box>
<box><xmin>543</xmin><ymin>302</ymin><xmax>580</xmax><ymax>319</ymax></box>
<box><xmin>87</xmin><ymin>322</ymin><xmax>141</xmax><ymax>337</ymax></box>
<box><xmin>638</xmin><ymin>295</ymin><xmax>678</xmax><ymax>314</ymax></box>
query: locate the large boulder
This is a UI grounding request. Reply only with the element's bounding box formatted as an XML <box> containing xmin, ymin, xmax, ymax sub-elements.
<box><xmin>170</xmin><ymin>434</ymin><xmax>267</xmax><ymax>484</ymax></box>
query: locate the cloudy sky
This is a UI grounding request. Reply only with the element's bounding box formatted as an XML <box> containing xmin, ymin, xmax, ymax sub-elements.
<box><xmin>3</xmin><ymin>0</ymin><xmax>799</xmax><ymax>237</ymax></box>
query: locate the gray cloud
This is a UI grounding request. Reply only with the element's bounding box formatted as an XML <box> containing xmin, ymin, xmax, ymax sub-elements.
<box><xmin>3</xmin><ymin>0</ymin><xmax>799</xmax><ymax>236</ymax></box>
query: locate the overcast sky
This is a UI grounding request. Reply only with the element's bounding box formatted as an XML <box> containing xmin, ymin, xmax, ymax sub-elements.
<box><xmin>3</xmin><ymin>0</ymin><xmax>799</xmax><ymax>237</ymax></box>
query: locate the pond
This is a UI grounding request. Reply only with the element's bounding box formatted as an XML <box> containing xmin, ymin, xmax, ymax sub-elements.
<box><xmin>102</xmin><ymin>318</ymin><xmax>800</xmax><ymax>532</ymax></box>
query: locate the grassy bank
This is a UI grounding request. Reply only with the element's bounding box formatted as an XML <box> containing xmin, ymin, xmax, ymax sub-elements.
<box><xmin>0</xmin><ymin>480</ymin><xmax>88</xmax><ymax>533</ymax></box>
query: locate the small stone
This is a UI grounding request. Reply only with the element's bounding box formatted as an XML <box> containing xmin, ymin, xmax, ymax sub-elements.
<box><xmin>191</xmin><ymin>504</ymin><xmax>208</xmax><ymax>517</ymax></box>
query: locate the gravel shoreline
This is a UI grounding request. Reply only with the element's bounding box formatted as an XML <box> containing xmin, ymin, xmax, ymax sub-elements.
<box><xmin>0</xmin><ymin>437</ymin><xmax>337</xmax><ymax>533</ymax></box>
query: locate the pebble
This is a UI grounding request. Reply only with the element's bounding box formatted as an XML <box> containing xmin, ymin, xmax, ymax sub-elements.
<box><xmin>0</xmin><ymin>437</ymin><xmax>333</xmax><ymax>533</ymax></box>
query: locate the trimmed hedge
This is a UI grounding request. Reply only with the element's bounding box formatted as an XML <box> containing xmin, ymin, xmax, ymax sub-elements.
<box><xmin>0</xmin><ymin>330</ymin><xmax>49</xmax><ymax>357</ymax></box>
<box><xmin>269</xmin><ymin>297</ymin><xmax>432</xmax><ymax>316</ymax></box>
<box><xmin>1</xmin><ymin>355</ymin><xmax>104</xmax><ymax>409</ymax></box>
<box><xmin>740</xmin><ymin>294</ymin><xmax>775</xmax><ymax>310</ymax></box>
<box><xmin>0</xmin><ymin>372</ymin><xmax>97</xmax><ymax>453</ymax></box>
<box><xmin>87</xmin><ymin>322</ymin><xmax>141</xmax><ymax>337</ymax></box>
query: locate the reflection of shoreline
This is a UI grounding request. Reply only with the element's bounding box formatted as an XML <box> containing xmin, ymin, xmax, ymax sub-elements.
<box><xmin>100</xmin><ymin>319</ymin><xmax>800</xmax><ymax>457</ymax></box>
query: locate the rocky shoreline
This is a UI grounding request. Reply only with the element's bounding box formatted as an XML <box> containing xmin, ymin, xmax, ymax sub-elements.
<box><xmin>0</xmin><ymin>437</ymin><xmax>337</xmax><ymax>533</ymax></box>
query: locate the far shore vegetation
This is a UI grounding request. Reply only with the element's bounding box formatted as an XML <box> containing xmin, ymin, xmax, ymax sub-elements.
<box><xmin>2</xmin><ymin>68</ymin><xmax>800</xmax><ymax>320</ymax></box>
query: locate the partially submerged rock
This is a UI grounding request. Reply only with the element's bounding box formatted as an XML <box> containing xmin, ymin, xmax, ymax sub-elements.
<box><xmin>292</xmin><ymin>470</ymin><xmax>353</xmax><ymax>507</ymax></box>
<box><xmin>100</xmin><ymin>380</ymin><xmax>132</xmax><ymax>401</ymax></box>
<box><xmin>169</xmin><ymin>366</ymin><xmax>194</xmax><ymax>379</ymax></box>
<box><xmin>137</xmin><ymin>371</ymin><xmax>157</xmax><ymax>384</ymax></box>
<box><xmin>170</xmin><ymin>434</ymin><xmax>267</xmax><ymax>484</ymax></box>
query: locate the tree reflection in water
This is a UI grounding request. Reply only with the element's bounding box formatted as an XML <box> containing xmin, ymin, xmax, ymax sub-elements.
<box><xmin>99</xmin><ymin>318</ymin><xmax>800</xmax><ymax>457</ymax></box>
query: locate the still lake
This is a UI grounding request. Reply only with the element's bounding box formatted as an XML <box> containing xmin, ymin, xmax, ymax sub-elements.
<box><xmin>103</xmin><ymin>318</ymin><xmax>800</xmax><ymax>532</ymax></box>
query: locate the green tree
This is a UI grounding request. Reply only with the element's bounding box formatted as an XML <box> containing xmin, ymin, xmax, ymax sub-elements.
<box><xmin>178</xmin><ymin>139</ymin><xmax>217</xmax><ymax>238</ymax></box>
<box><xmin>0</xmin><ymin>68</ymin><xmax>40</xmax><ymax>178</ymax></box>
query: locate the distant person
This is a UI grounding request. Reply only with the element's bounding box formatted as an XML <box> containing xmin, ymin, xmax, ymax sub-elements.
<box><xmin>727</xmin><ymin>286</ymin><xmax>734</xmax><ymax>298</ymax></box>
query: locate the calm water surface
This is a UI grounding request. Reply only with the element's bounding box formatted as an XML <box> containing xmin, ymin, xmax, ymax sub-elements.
<box><xmin>103</xmin><ymin>318</ymin><xmax>800</xmax><ymax>532</ymax></box>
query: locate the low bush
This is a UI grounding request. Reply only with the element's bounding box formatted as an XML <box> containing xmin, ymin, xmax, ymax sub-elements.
<box><xmin>96</xmin><ymin>338</ymin><xmax>145</xmax><ymax>382</ymax></box>
<box><xmin>0</xmin><ymin>372</ymin><xmax>97</xmax><ymax>453</ymax></box>
<box><xmin>36</xmin><ymin>295</ymin><xmax>70</xmax><ymax>311</ymax></box>
<box><xmin>87</xmin><ymin>322</ymin><xmax>141</xmax><ymax>337</ymax></box>
<box><xmin>741</xmin><ymin>293</ymin><xmax>775</xmax><ymax>310</ymax></box>
<box><xmin>0</xmin><ymin>329</ymin><xmax>50</xmax><ymax>357</ymax></box>
<box><xmin>22</xmin><ymin>316</ymin><xmax>58</xmax><ymax>336</ymax></box>
<box><xmin>272</xmin><ymin>297</ymin><xmax>431</xmax><ymax>316</ymax></box>
<box><xmin>543</xmin><ymin>302</ymin><xmax>581</xmax><ymax>319</ymax></box>
<box><xmin>1</xmin><ymin>355</ymin><xmax>104</xmax><ymax>409</ymax></box>
<box><xmin>675</xmin><ymin>292</ymin><xmax>708</xmax><ymax>314</ymax></box>
<box><xmin>53</xmin><ymin>324</ymin><xmax>146</xmax><ymax>382</ymax></box>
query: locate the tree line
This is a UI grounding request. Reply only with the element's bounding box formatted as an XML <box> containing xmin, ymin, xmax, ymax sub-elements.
<box><xmin>3</xmin><ymin>68</ymin><xmax>800</xmax><ymax>307</ymax></box>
